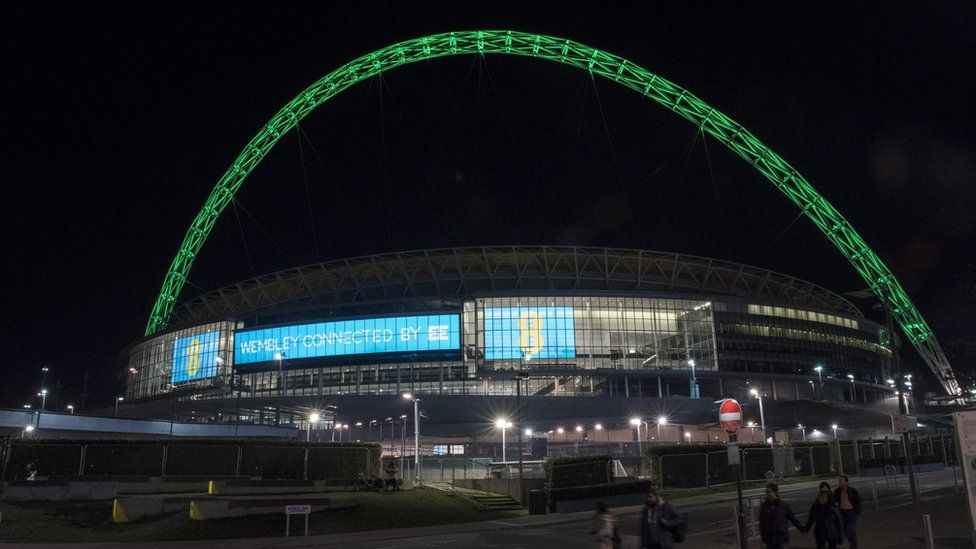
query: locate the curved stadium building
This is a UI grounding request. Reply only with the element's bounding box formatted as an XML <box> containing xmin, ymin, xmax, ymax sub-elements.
<box><xmin>119</xmin><ymin>246</ymin><xmax>899</xmax><ymax>445</ymax></box>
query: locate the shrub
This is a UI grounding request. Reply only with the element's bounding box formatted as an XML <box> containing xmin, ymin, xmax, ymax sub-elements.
<box><xmin>543</xmin><ymin>455</ymin><xmax>611</xmax><ymax>489</ymax></box>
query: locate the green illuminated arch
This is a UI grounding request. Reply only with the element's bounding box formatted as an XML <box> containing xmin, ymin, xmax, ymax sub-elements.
<box><xmin>146</xmin><ymin>30</ymin><xmax>958</xmax><ymax>394</ymax></box>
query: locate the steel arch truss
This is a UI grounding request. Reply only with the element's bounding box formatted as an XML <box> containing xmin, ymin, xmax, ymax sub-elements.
<box><xmin>145</xmin><ymin>30</ymin><xmax>958</xmax><ymax>394</ymax></box>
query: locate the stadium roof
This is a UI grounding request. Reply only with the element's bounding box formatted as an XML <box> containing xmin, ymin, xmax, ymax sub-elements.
<box><xmin>170</xmin><ymin>246</ymin><xmax>862</xmax><ymax>326</ymax></box>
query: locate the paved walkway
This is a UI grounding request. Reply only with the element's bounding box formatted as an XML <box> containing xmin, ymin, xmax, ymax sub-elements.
<box><xmin>6</xmin><ymin>469</ymin><xmax>969</xmax><ymax>548</ymax></box>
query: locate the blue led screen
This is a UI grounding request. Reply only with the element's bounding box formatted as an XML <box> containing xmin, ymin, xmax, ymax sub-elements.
<box><xmin>234</xmin><ymin>314</ymin><xmax>461</xmax><ymax>365</ymax></box>
<box><xmin>171</xmin><ymin>331</ymin><xmax>222</xmax><ymax>383</ymax></box>
<box><xmin>484</xmin><ymin>307</ymin><xmax>577</xmax><ymax>360</ymax></box>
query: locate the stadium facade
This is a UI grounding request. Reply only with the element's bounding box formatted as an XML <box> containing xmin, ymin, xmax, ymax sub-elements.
<box><xmin>119</xmin><ymin>246</ymin><xmax>898</xmax><ymax>439</ymax></box>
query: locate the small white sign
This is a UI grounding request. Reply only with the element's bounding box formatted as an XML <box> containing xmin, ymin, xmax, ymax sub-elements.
<box><xmin>891</xmin><ymin>415</ymin><xmax>918</xmax><ymax>434</ymax></box>
<box><xmin>728</xmin><ymin>442</ymin><xmax>740</xmax><ymax>465</ymax></box>
<box><xmin>286</xmin><ymin>504</ymin><xmax>311</xmax><ymax>515</ymax></box>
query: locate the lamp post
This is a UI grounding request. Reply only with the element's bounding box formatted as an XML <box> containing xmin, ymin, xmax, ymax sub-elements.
<box><xmin>114</xmin><ymin>396</ymin><xmax>124</xmax><ymax>417</ymax></box>
<box><xmin>798</xmin><ymin>424</ymin><xmax>806</xmax><ymax>442</ymax></box>
<box><xmin>495</xmin><ymin>419</ymin><xmax>511</xmax><ymax>462</ymax></box>
<box><xmin>41</xmin><ymin>367</ymin><xmax>49</xmax><ymax>395</ymax></box>
<box><xmin>814</xmin><ymin>365</ymin><xmax>824</xmax><ymax>388</ymax></box>
<box><xmin>847</xmin><ymin>374</ymin><xmax>856</xmax><ymax>403</ymax></box>
<box><xmin>37</xmin><ymin>390</ymin><xmax>48</xmax><ymax>412</ymax></box>
<box><xmin>657</xmin><ymin>416</ymin><xmax>667</xmax><ymax>441</ymax></box>
<box><xmin>308</xmin><ymin>412</ymin><xmax>320</xmax><ymax>442</ymax></box>
<box><xmin>749</xmin><ymin>389</ymin><xmax>766</xmax><ymax>442</ymax></box>
<box><xmin>66</xmin><ymin>404</ymin><xmax>74</xmax><ymax>414</ymax></box>
<box><xmin>831</xmin><ymin>423</ymin><xmax>844</xmax><ymax>476</ymax></box>
<box><xmin>688</xmin><ymin>358</ymin><xmax>699</xmax><ymax>398</ymax></box>
<box><xmin>684</xmin><ymin>431</ymin><xmax>692</xmax><ymax>443</ymax></box>
<box><xmin>403</xmin><ymin>393</ymin><xmax>421</xmax><ymax>485</ymax></box>
<box><xmin>517</xmin><ymin>352</ymin><xmax>531</xmax><ymax>482</ymax></box>
<box><xmin>575</xmin><ymin>425</ymin><xmax>584</xmax><ymax>443</ymax></box>
<box><xmin>630</xmin><ymin>417</ymin><xmax>642</xmax><ymax>467</ymax></box>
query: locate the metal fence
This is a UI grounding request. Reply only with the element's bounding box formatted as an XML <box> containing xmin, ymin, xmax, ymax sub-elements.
<box><xmin>2</xmin><ymin>441</ymin><xmax>379</xmax><ymax>481</ymax></box>
<box><xmin>654</xmin><ymin>436</ymin><xmax>956</xmax><ymax>489</ymax></box>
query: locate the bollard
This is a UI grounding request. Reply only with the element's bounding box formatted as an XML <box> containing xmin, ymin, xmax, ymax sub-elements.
<box><xmin>923</xmin><ymin>514</ymin><xmax>935</xmax><ymax>549</ymax></box>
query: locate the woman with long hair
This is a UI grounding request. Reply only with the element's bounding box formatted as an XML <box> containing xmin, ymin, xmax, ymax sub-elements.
<box><xmin>803</xmin><ymin>481</ymin><xmax>844</xmax><ymax>549</ymax></box>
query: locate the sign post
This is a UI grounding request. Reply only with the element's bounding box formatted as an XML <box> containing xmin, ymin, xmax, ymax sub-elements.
<box><xmin>720</xmin><ymin>398</ymin><xmax>747</xmax><ymax>549</ymax></box>
<box><xmin>285</xmin><ymin>504</ymin><xmax>311</xmax><ymax>537</ymax></box>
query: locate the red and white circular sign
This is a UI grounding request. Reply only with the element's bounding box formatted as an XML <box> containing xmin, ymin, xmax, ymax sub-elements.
<box><xmin>719</xmin><ymin>398</ymin><xmax>743</xmax><ymax>435</ymax></box>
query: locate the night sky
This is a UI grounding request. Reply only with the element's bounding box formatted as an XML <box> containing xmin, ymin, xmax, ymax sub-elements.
<box><xmin>3</xmin><ymin>3</ymin><xmax>975</xmax><ymax>411</ymax></box>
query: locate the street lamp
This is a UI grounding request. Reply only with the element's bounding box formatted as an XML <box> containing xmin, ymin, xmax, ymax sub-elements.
<box><xmin>403</xmin><ymin>393</ymin><xmax>421</xmax><ymax>485</ymax></box>
<box><xmin>307</xmin><ymin>412</ymin><xmax>321</xmax><ymax>442</ymax></box>
<box><xmin>798</xmin><ymin>424</ymin><xmax>806</xmax><ymax>442</ymax></box>
<box><xmin>684</xmin><ymin>432</ymin><xmax>692</xmax><ymax>443</ymax></box>
<box><xmin>66</xmin><ymin>404</ymin><xmax>74</xmax><ymax>414</ymax></box>
<box><xmin>114</xmin><ymin>396</ymin><xmax>124</xmax><ymax>416</ymax></box>
<box><xmin>630</xmin><ymin>417</ymin><xmax>643</xmax><ymax>460</ymax></box>
<box><xmin>688</xmin><ymin>358</ymin><xmax>698</xmax><ymax>398</ymax></box>
<box><xmin>847</xmin><ymin>374</ymin><xmax>856</xmax><ymax>403</ymax></box>
<box><xmin>575</xmin><ymin>424</ymin><xmax>584</xmax><ymax>443</ymax></box>
<box><xmin>274</xmin><ymin>352</ymin><xmax>287</xmax><ymax>394</ymax></box>
<box><xmin>496</xmin><ymin>418</ymin><xmax>512</xmax><ymax>461</ymax></box>
<box><xmin>831</xmin><ymin>424</ymin><xmax>838</xmax><ymax>440</ymax></box>
<box><xmin>814</xmin><ymin>365</ymin><xmax>824</xmax><ymax>387</ymax></box>
<box><xmin>749</xmin><ymin>388</ymin><xmax>766</xmax><ymax>439</ymax></box>
<box><xmin>524</xmin><ymin>428</ymin><xmax>533</xmax><ymax>437</ymax></box>
<box><xmin>37</xmin><ymin>390</ymin><xmax>48</xmax><ymax>412</ymax></box>
<box><xmin>657</xmin><ymin>416</ymin><xmax>667</xmax><ymax>440</ymax></box>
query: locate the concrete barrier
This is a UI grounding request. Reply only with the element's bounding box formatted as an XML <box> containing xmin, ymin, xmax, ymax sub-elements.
<box><xmin>120</xmin><ymin>475</ymin><xmax>258</xmax><ymax>494</ymax></box>
<box><xmin>208</xmin><ymin>479</ymin><xmax>327</xmax><ymax>495</ymax></box>
<box><xmin>112</xmin><ymin>496</ymin><xmax>189</xmax><ymax>523</ymax></box>
<box><xmin>2</xmin><ymin>480</ymin><xmax>117</xmax><ymax>501</ymax></box>
<box><xmin>189</xmin><ymin>497</ymin><xmax>356</xmax><ymax>520</ymax></box>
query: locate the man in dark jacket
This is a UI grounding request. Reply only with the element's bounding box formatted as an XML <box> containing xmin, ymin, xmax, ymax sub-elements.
<box><xmin>640</xmin><ymin>488</ymin><xmax>685</xmax><ymax>549</ymax></box>
<box><xmin>834</xmin><ymin>475</ymin><xmax>861</xmax><ymax>549</ymax></box>
<box><xmin>759</xmin><ymin>483</ymin><xmax>804</xmax><ymax>549</ymax></box>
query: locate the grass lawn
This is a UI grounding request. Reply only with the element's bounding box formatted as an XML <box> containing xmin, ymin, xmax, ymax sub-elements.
<box><xmin>658</xmin><ymin>474</ymin><xmax>825</xmax><ymax>500</ymax></box>
<box><xmin>0</xmin><ymin>487</ymin><xmax>520</xmax><ymax>543</ymax></box>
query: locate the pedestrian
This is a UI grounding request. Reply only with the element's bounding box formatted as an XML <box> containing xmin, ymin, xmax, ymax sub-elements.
<box><xmin>639</xmin><ymin>488</ymin><xmax>685</xmax><ymax>549</ymax></box>
<box><xmin>803</xmin><ymin>481</ymin><xmax>844</xmax><ymax>549</ymax></box>
<box><xmin>833</xmin><ymin>475</ymin><xmax>861</xmax><ymax>549</ymax></box>
<box><xmin>591</xmin><ymin>501</ymin><xmax>620</xmax><ymax>549</ymax></box>
<box><xmin>385</xmin><ymin>460</ymin><xmax>400</xmax><ymax>491</ymax></box>
<box><xmin>759</xmin><ymin>482</ymin><xmax>804</xmax><ymax>549</ymax></box>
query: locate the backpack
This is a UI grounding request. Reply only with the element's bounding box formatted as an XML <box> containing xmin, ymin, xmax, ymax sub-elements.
<box><xmin>668</xmin><ymin>504</ymin><xmax>688</xmax><ymax>543</ymax></box>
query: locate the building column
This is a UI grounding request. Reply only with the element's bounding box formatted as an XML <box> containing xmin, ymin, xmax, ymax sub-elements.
<box><xmin>658</xmin><ymin>376</ymin><xmax>663</xmax><ymax>398</ymax></box>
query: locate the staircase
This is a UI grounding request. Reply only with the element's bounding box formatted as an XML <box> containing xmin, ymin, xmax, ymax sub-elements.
<box><xmin>465</xmin><ymin>490</ymin><xmax>523</xmax><ymax>511</ymax></box>
<box><xmin>436</xmin><ymin>484</ymin><xmax>524</xmax><ymax>512</ymax></box>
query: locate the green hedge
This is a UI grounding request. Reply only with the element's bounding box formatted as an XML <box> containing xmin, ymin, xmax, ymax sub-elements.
<box><xmin>543</xmin><ymin>455</ymin><xmax>611</xmax><ymax>489</ymax></box>
<box><xmin>549</xmin><ymin>479</ymin><xmax>652</xmax><ymax>503</ymax></box>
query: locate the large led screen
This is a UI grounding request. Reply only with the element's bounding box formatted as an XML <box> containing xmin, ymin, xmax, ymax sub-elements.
<box><xmin>171</xmin><ymin>331</ymin><xmax>222</xmax><ymax>383</ymax></box>
<box><xmin>484</xmin><ymin>306</ymin><xmax>576</xmax><ymax>360</ymax></box>
<box><xmin>235</xmin><ymin>314</ymin><xmax>461</xmax><ymax>365</ymax></box>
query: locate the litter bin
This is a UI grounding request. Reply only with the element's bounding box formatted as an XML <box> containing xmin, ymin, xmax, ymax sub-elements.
<box><xmin>529</xmin><ymin>489</ymin><xmax>547</xmax><ymax>515</ymax></box>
